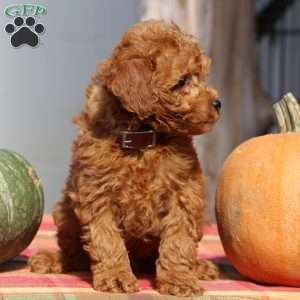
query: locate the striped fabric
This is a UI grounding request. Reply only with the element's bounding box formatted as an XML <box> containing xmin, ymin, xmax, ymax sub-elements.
<box><xmin>0</xmin><ymin>216</ymin><xmax>299</xmax><ymax>300</ymax></box>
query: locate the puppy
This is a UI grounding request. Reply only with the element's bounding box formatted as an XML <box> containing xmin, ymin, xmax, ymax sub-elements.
<box><xmin>29</xmin><ymin>20</ymin><xmax>221</xmax><ymax>297</ymax></box>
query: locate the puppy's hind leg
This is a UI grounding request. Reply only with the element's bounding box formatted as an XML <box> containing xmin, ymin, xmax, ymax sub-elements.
<box><xmin>29</xmin><ymin>193</ymin><xmax>90</xmax><ymax>273</ymax></box>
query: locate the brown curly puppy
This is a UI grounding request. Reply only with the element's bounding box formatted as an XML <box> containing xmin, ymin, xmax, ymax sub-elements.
<box><xmin>29</xmin><ymin>20</ymin><xmax>221</xmax><ymax>296</ymax></box>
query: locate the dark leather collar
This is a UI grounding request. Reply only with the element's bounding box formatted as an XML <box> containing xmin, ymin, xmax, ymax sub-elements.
<box><xmin>119</xmin><ymin>130</ymin><xmax>157</xmax><ymax>149</ymax></box>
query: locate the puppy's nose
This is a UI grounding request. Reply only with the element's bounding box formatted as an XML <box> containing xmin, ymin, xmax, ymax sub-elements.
<box><xmin>212</xmin><ymin>99</ymin><xmax>222</xmax><ymax>111</ymax></box>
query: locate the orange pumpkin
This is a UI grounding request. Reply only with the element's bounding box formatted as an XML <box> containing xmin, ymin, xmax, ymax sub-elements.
<box><xmin>215</xmin><ymin>93</ymin><xmax>300</xmax><ymax>286</ymax></box>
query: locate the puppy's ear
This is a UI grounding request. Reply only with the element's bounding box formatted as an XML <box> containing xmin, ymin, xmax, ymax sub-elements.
<box><xmin>108</xmin><ymin>58</ymin><xmax>156</xmax><ymax>119</ymax></box>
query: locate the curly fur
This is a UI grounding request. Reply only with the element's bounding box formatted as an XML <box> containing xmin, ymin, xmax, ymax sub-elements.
<box><xmin>29</xmin><ymin>20</ymin><xmax>220</xmax><ymax>297</ymax></box>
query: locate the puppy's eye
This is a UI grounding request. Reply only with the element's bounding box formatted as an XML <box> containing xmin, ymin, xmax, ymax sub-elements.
<box><xmin>172</xmin><ymin>76</ymin><xmax>191</xmax><ymax>90</ymax></box>
<box><xmin>177</xmin><ymin>78</ymin><xmax>187</xmax><ymax>87</ymax></box>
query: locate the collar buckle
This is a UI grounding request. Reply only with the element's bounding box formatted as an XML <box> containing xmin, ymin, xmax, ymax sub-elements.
<box><xmin>121</xmin><ymin>130</ymin><xmax>157</xmax><ymax>149</ymax></box>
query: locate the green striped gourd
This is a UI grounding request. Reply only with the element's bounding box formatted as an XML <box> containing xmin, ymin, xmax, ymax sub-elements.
<box><xmin>0</xmin><ymin>149</ymin><xmax>44</xmax><ymax>263</ymax></box>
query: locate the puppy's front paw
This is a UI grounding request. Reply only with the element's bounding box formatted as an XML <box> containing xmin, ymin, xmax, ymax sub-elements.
<box><xmin>158</xmin><ymin>281</ymin><xmax>204</xmax><ymax>297</ymax></box>
<box><xmin>93</xmin><ymin>269</ymin><xmax>139</xmax><ymax>293</ymax></box>
<box><xmin>157</xmin><ymin>268</ymin><xmax>204</xmax><ymax>296</ymax></box>
<box><xmin>28</xmin><ymin>251</ymin><xmax>65</xmax><ymax>274</ymax></box>
<box><xmin>197</xmin><ymin>259</ymin><xmax>219</xmax><ymax>280</ymax></box>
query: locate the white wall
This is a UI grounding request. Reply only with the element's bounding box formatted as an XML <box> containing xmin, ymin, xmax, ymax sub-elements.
<box><xmin>0</xmin><ymin>0</ymin><xmax>139</xmax><ymax>211</ymax></box>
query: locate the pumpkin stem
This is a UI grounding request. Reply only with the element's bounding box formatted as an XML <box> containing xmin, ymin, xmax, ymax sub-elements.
<box><xmin>273</xmin><ymin>93</ymin><xmax>300</xmax><ymax>133</ymax></box>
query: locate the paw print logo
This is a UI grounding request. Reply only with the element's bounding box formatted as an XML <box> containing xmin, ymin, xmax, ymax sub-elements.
<box><xmin>5</xmin><ymin>17</ymin><xmax>45</xmax><ymax>47</ymax></box>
